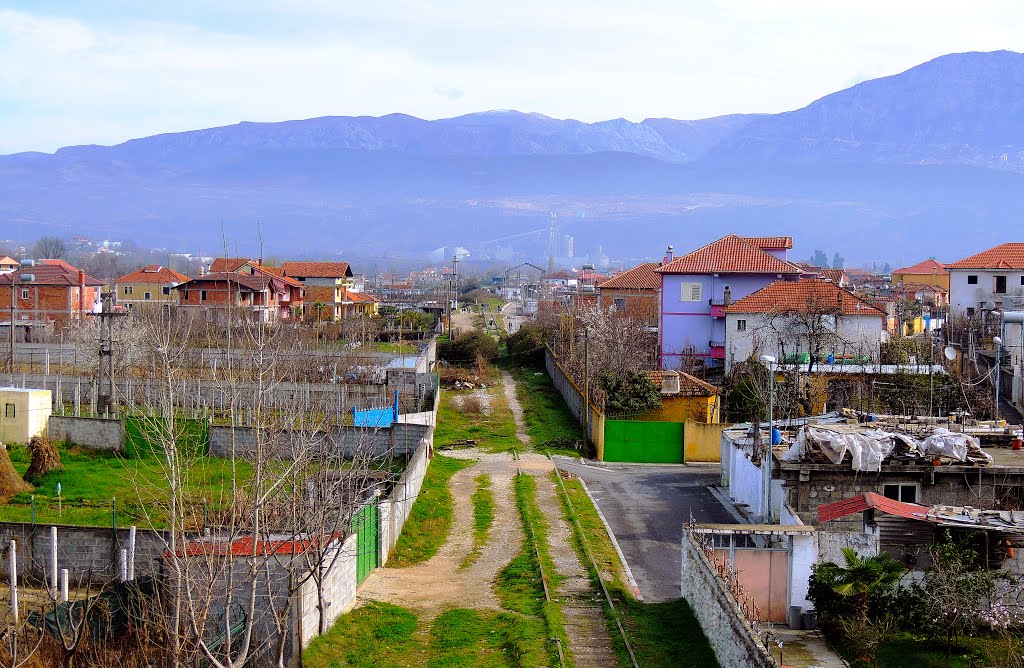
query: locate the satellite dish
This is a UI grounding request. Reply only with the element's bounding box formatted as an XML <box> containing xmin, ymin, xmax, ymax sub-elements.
<box><xmin>986</xmin><ymin>301</ymin><xmax>996</xmax><ymax>311</ymax></box>
<box><xmin>944</xmin><ymin>346</ymin><xmax>957</xmax><ymax>361</ymax></box>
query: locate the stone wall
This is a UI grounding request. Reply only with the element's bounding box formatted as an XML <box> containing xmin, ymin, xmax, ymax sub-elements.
<box><xmin>48</xmin><ymin>415</ymin><xmax>125</xmax><ymax>451</ymax></box>
<box><xmin>680</xmin><ymin>530</ymin><xmax>779</xmax><ymax>668</ymax></box>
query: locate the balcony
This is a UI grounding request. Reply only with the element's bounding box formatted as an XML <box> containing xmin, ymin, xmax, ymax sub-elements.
<box><xmin>709</xmin><ymin>340</ymin><xmax>726</xmax><ymax>360</ymax></box>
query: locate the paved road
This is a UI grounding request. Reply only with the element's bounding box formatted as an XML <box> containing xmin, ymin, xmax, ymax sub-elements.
<box><xmin>553</xmin><ymin>458</ymin><xmax>736</xmax><ymax>602</ymax></box>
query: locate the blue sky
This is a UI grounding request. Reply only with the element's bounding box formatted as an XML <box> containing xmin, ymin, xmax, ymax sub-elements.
<box><xmin>1</xmin><ymin>1</ymin><xmax>1022</xmax><ymax>153</ymax></box>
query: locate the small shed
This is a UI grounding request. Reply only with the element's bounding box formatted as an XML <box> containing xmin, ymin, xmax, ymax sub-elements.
<box><xmin>0</xmin><ymin>387</ymin><xmax>52</xmax><ymax>443</ymax></box>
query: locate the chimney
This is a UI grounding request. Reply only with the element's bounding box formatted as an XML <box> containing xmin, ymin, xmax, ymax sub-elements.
<box><xmin>724</xmin><ymin>285</ymin><xmax>732</xmax><ymax>306</ymax></box>
<box><xmin>664</xmin><ymin>245</ymin><xmax>674</xmax><ymax>264</ymax></box>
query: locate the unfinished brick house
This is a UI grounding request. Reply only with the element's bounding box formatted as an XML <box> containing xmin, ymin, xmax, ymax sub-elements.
<box><xmin>173</xmin><ymin>271</ymin><xmax>293</xmax><ymax>322</ymax></box>
<box><xmin>596</xmin><ymin>262</ymin><xmax>660</xmax><ymax>326</ymax></box>
<box><xmin>0</xmin><ymin>259</ymin><xmax>104</xmax><ymax>335</ymax></box>
<box><xmin>281</xmin><ymin>261</ymin><xmax>357</xmax><ymax>320</ymax></box>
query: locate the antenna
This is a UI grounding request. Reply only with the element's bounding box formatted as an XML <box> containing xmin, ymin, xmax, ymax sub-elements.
<box><xmin>943</xmin><ymin>346</ymin><xmax>956</xmax><ymax>361</ymax></box>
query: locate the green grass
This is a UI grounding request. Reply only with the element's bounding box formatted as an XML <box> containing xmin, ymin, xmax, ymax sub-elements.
<box><xmin>2</xmin><ymin>441</ymin><xmax>253</xmax><ymax>528</ymax></box>
<box><xmin>372</xmin><ymin>341</ymin><xmax>419</xmax><ymax>354</ymax></box>
<box><xmin>304</xmin><ymin>602</ymin><xmax>548</xmax><ymax>668</ymax></box>
<box><xmin>389</xmin><ymin>454</ymin><xmax>472</xmax><ymax>566</ymax></box>
<box><xmin>871</xmin><ymin>635</ymin><xmax>1019</xmax><ymax>668</ymax></box>
<box><xmin>460</xmin><ymin>474</ymin><xmax>494</xmax><ymax>569</ymax></box>
<box><xmin>509</xmin><ymin>366</ymin><xmax>583</xmax><ymax>457</ymax></box>
<box><xmin>551</xmin><ymin>470</ymin><xmax>720</xmax><ymax>668</ymax></box>
<box><xmin>433</xmin><ymin>387</ymin><xmax>520</xmax><ymax>454</ymax></box>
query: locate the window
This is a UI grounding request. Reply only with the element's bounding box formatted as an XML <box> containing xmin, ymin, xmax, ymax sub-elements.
<box><xmin>20</xmin><ymin>288</ymin><xmax>28</xmax><ymax>299</ymax></box>
<box><xmin>613</xmin><ymin>297</ymin><xmax>627</xmax><ymax>311</ymax></box>
<box><xmin>736</xmin><ymin>319</ymin><xmax>747</xmax><ymax>332</ymax></box>
<box><xmin>967</xmin><ymin>307</ymin><xmax>976</xmax><ymax>318</ymax></box>
<box><xmin>995</xmin><ymin>276</ymin><xmax>1007</xmax><ymax>294</ymax></box>
<box><xmin>201</xmin><ymin>290</ymin><xmax>208</xmax><ymax>301</ymax></box>
<box><xmin>144</xmin><ymin>292</ymin><xmax>151</xmax><ymax>300</ymax></box>
<box><xmin>680</xmin><ymin>282</ymin><xmax>702</xmax><ymax>302</ymax></box>
<box><xmin>967</xmin><ymin>275</ymin><xmax>978</xmax><ymax>285</ymax></box>
<box><xmin>1020</xmin><ymin>276</ymin><xmax>1024</xmax><ymax>286</ymax></box>
<box><xmin>882</xmin><ymin>483</ymin><xmax>918</xmax><ymax>504</ymax></box>
<box><xmin>183</xmin><ymin>290</ymin><xmax>189</xmax><ymax>300</ymax></box>
<box><xmin>124</xmin><ymin>286</ymin><xmax>133</xmax><ymax>295</ymax></box>
<box><xmin>162</xmin><ymin>286</ymin><xmax>170</xmax><ymax>295</ymax></box>
<box><xmin>3</xmin><ymin>404</ymin><xmax>13</xmax><ymax>419</ymax></box>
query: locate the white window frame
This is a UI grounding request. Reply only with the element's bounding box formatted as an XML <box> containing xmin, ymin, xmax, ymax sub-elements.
<box><xmin>736</xmin><ymin>319</ymin><xmax>747</xmax><ymax>332</ymax></box>
<box><xmin>680</xmin><ymin>282</ymin><xmax>703</xmax><ymax>302</ymax></box>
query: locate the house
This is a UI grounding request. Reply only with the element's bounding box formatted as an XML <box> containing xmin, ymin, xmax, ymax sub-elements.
<box><xmin>204</xmin><ymin>258</ymin><xmax>305</xmax><ymax>319</ymax></box>
<box><xmin>796</xmin><ymin>264</ymin><xmax>849</xmax><ymax>287</ymax></box>
<box><xmin>596</xmin><ymin>262</ymin><xmax>660</xmax><ymax>325</ymax></box>
<box><xmin>173</xmin><ymin>271</ymin><xmax>292</xmax><ymax>322</ymax></box>
<box><xmin>642</xmin><ymin>370</ymin><xmax>721</xmax><ymax>424</ymax></box>
<box><xmin>947</xmin><ymin>242</ymin><xmax>1024</xmax><ymax>318</ymax></box>
<box><xmin>892</xmin><ymin>258</ymin><xmax>948</xmax><ymax>290</ymax></box>
<box><xmin>281</xmin><ymin>261</ymin><xmax>359</xmax><ymax>320</ymax></box>
<box><xmin>891</xmin><ymin>282</ymin><xmax>949</xmax><ymax>310</ymax></box>
<box><xmin>722</xmin><ymin>279</ymin><xmax>886</xmax><ymax>372</ymax></box>
<box><xmin>0</xmin><ymin>257</ymin><xmax>18</xmax><ymax>274</ymax></box>
<box><xmin>656</xmin><ymin>235</ymin><xmax>803</xmax><ymax>370</ymax></box>
<box><xmin>114</xmin><ymin>265</ymin><xmax>190</xmax><ymax>309</ymax></box>
<box><xmin>0</xmin><ymin>259</ymin><xmax>104</xmax><ymax>332</ymax></box>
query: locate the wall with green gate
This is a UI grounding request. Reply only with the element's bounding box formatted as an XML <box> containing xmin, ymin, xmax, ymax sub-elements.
<box><xmin>603</xmin><ymin>419</ymin><xmax>684</xmax><ymax>463</ymax></box>
<box><xmin>352</xmin><ymin>498</ymin><xmax>381</xmax><ymax>584</ymax></box>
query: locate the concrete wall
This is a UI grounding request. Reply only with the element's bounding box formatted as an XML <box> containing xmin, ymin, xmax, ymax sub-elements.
<box><xmin>0</xmin><ymin>523</ymin><xmax>167</xmax><ymax>584</ymax></box>
<box><xmin>680</xmin><ymin>530</ymin><xmax>779</xmax><ymax>668</ymax></box>
<box><xmin>545</xmin><ymin>346</ymin><xmax>603</xmax><ymax>456</ymax></box>
<box><xmin>724</xmin><ymin>312</ymin><xmax>885</xmax><ymax>372</ymax></box>
<box><xmin>0</xmin><ymin>388</ymin><xmax>51</xmax><ymax>444</ymax></box>
<box><xmin>207</xmin><ymin>422</ymin><xmax>429</xmax><ymax>459</ymax></box>
<box><xmin>817</xmin><ymin>529</ymin><xmax>880</xmax><ymax>565</ymax></box>
<box><xmin>295</xmin><ymin>534</ymin><xmax>358</xmax><ymax>648</ymax></box>
<box><xmin>48</xmin><ymin>415</ymin><xmax>125</xmax><ymax>450</ymax></box>
<box><xmin>381</xmin><ymin>435</ymin><xmax>431</xmax><ymax>563</ymax></box>
<box><xmin>684</xmin><ymin>421</ymin><xmax>723</xmax><ymax>463</ymax></box>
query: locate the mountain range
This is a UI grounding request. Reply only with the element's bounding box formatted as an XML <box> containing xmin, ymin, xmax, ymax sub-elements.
<box><xmin>3</xmin><ymin>50</ymin><xmax>1024</xmax><ymax>265</ymax></box>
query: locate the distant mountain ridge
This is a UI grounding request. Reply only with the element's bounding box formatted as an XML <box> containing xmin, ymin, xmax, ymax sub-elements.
<box><xmin>2</xmin><ymin>50</ymin><xmax>1024</xmax><ymax>261</ymax></box>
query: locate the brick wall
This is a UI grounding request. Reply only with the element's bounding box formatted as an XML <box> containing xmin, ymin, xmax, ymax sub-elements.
<box><xmin>0</xmin><ymin>284</ymin><xmax>99</xmax><ymax>330</ymax></box>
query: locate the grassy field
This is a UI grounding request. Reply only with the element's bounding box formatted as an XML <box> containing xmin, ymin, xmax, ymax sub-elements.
<box><xmin>509</xmin><ymin>366</ymin><xmax>584</xmax><ymax>457</ymax></box>
<box><xmin>1</xmin><ymin>440</ymin><xmax>254</xmax><ymax>528</ymax></box>
<box><xmin>433</xmin><ymin>387</ymin><xmax>520</xmax><ymax>454</ymax></box>
<box><xmin>551</xmin><ymin>471</ymin><xmax>720</xmax><ymax>668</ymax></box>
<box><xmin>304</xmin><ymin>601</ymin><xmax>550</xmax><ymax>668</ymax></box>
<box><xmin>460</xmin><ymin>474</ymin><xmax>494</xmax><ymax>569</ymax></box>
<box><xmin>388</xmin><ymin>454</ymin><xmax>472</xmax><ymax>567</ymax></box>
<box><xmin>868</xmin><ymin>635</ymin><xmax>1019</xmax><ymax>668</ymax></box>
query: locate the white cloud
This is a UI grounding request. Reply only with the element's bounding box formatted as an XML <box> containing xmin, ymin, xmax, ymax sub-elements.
<box><xmin>0</xmin><ymin>2</ymin><xmax>1022</xmax><ymax>153</ymax></box>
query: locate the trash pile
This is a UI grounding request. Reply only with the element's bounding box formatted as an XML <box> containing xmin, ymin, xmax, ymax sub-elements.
<box><xmin>782</xmin><ymin>424</ymin><xmax>993</xmax><ymax>472</ymax></box>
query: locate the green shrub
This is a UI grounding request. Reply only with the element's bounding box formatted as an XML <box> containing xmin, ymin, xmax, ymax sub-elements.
<box><xmin>438</xmin><ymin>330</ymin><xmax>498</xmax><ymax>365</ymax></box>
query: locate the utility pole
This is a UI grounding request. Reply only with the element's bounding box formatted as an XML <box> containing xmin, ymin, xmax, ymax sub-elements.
<box><xmin>97</xmin><ymin>291</ymin><xmax>127</xmax><ymax>418</ymax></box>
<box><xmin>583</xmin><ymin>328</ymin><xmax>589</xmax><ymax>446</ymax></box>
<box><xmin>8</xmin><ymin>262</ymin><xmax>34</xmax><ymax>382</ymax></box>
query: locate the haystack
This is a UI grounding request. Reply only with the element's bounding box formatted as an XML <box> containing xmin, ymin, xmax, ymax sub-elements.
<box><xmin>0</xmin><ymin>445</ymin><xmax>32</xmax><ymax>501</ymax></box>
<box><xmin>25</xmin><ymin>435</ymin><xmax>62</xmax><ymax>481</ymax></box>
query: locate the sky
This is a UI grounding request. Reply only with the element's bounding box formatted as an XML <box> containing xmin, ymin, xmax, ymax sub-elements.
<box><xmin>1</xmin><ymin>1</ymin><xmax>1022</xmax><ymax>154</ymax></box>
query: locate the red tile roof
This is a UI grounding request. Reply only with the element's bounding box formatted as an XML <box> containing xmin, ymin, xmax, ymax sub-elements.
<box><xmin>258</xmin><ymin>265</ymin><xmax>302</xmax><ymax>287</ymax></box>
<box><xmin>179</xmin><ymin>533</ymin><xmax>343</xmax><ymax>557</ymax></box>
<box><xmin>947</xmin><ymin>243</ymin><xmax>1024</xmax><ymax>270</ymax></box>
<box><xmin>644</xmin><ymin>370</ymin><xmax>720</xmax><ymax>396</ymax></box>
<box><xmin>346</xmin><ymin>291</ymin><xmax>378</xmax><ymax>304</ymax></box>
<box><xmin>115</xmin><ymin>265</ymin><xmax>190</xmax><ymax>284</ymax></box>
<box><xmin>741</xmin><ymin>236</ymin><xmax>793</xmax><ymax>250</ymax></box>
<box><xmin>724</xmin><ymin>279</ymin><xmax>885</xmax><ymax>316</ymax></box>
<box><xmin>0</xmin><ymin>261</ymin><xmax>104</xmax><ymax>287</ymax></box>
<box><xmin>656</xmin><ymin>235</ymin><xmax>803</xmax><ymax>275</ymax></box>
<box><xmin>820</xmin><ymin>269</ymin><xmax>847</xmax><ymax>284</ymax></box>
<box><xmin>175</xmin><ymin>272</ymin><xmax>273</xmax><ymax>292</ymax></box>
<box><xmin>892</xmin><ymin>282</ymin><xmax>948</xmax><ymax>296</ymax></box>
<box><xmin>892</xmin><ymin>259</ymin><xmax>947</xmax><ymax>275</ymax></box>
<box><xmin>598</xmin><ymin>262</ymin><xmax>660</xmax><ymax>291</ymax></box>
<box><xmin>209</xmin><ymin>257</ymin><xmax>254</xmax><ymax>272</ymax></box>
<box><xmin>282</xmin><ymin>261</ymin><xmax>353</xmax><ymax>279</ymax></box>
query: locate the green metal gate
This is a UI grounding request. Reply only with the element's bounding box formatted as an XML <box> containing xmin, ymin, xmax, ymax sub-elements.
<box><xmin>353</xmin><ymin>498</ymin><xmax>380</xmax><ymax>584</ymax></box>
<box><xmin>603</xmin><ymin>419</ymin><xmax>684</xmax><ymax>463</ymax></box>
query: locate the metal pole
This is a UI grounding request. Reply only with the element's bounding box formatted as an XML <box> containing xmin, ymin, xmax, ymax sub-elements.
<box><xmin>50</xmin><ymin>526</ymin><xmax>58</xmax><ymax>594</ymax></box>
<box><xmin>583</xmin><ymin>329</ymin><xmax>590</xmax><ymax>446</ymax></box>
<box><xmin>9</xmin><ymin>540</ymin><xmax>18</xmax><ymax>626</ymax></box>
<box><xmin>60</xmin><ymin>569</ymin><xmax>69</xmax><ymax>603</ymax></box>
<box><xmin>996</xmin><ymin>323</ymin><xmax>1003</xmax><ymax>422</ymax></box>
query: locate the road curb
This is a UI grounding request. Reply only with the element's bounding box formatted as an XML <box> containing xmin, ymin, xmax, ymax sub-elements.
<box><xmin>576</xmin><ymin>477</ymin><xmax>644</xmax><ymax>601</ymax></box>
<box><xmin>707</xmin><ymin>485</ymin><xmax>750</xmax><ymax>524</ymax></box>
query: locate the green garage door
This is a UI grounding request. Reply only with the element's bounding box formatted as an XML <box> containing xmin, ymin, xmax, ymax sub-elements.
<box><xmin>352</xmin><ymin>498</ymin><xmax>380</xmax><ymax>584</ymax></box>
<box><xmin>603</xmin><ymin>420</ymin><xmax>684</xmax><ymax>463</ymax></box>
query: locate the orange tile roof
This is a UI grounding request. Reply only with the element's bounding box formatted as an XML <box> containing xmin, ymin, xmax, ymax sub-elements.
<box><xmin>892</xmin><ymin>259</ymin><xmax>947</xmax><ymax>275</ymax></box>
<box><xmin>740</xmin><ymin>236</ymin><xmax>793</xmax><ymax>250</ymax></box>
<box><xmin>724</xmin><ymin>279</ymin><xmax>884</xmax><ymax>316</ymax></box>
<box><xmin>0</xmin><ymin>261</ymin><xmax>104</xmax><ymax>287</ymax></box>
<box><xmin>282</xmin><ymin>261</ymin><xmax>353</xmax><ymax>279</ymax></box>
<box><xmin>656</xmin><ymin>235</ymin><xmax>803</xmax><ymax>275</ymax></box>
<box><xmin>0</xmin><ymin>256</ymin><xmax>17</xmax><ymax>266</ymax></box>
<box><xmin>947</xmin><ymin>243</ymin><xmax>1024</xmax><ymax>270</ymax></box>
<box><xmin>209</xmin><ymin>257</ymin><xmax>253</xmax><ymax>272</ymax></box>
<box><xmin>258</xmin><ymin>265</ymin><xmax>302</xmax><ymax>287</ymax></box>
<box><xmin>820</xmin><ymin>268</ymin><xmax>847</xmax><ymax>284</ymax></box>
<box><xmin>598</xmin><ymin>262</ymin><xmax>660</xmax><ymax>291</ymax></box>
<box><xmin>892</xmin><ymin>282</ymin><xmax>948</xmax><ymax>295</ymax></box>
<box><xmin>115</xmin><ymin>265</ymin><xmax>190</xmax><ymax>284</ymax></box>
<box><xmin>346</xmin><ymin>291</ymin><xmax>378</xmax><ymax>303</ymax></box>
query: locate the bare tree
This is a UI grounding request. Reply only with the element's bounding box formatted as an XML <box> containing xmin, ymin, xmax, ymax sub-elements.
<box><xmin>31</xmin><ymin>236</ymin><xmax>68</xmax><ymax>260</ymax></box>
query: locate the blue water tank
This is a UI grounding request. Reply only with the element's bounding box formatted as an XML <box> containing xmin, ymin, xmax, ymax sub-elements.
<box><xmin>771</xmin><ymin>427</ymin><xmax>782</xmax><ymax>445</ymax></box>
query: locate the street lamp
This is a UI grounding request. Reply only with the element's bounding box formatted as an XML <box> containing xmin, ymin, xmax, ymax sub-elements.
<box><xmin>759</xmin><ymin>354</ymin><xmax>776</xmax><ymax>522</ymax></box>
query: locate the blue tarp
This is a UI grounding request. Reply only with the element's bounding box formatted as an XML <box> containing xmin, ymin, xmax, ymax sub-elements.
<box><xmin>353</xmin><ymin>390</ymin><xmax>399</xmax><ymax>427</ymax></box>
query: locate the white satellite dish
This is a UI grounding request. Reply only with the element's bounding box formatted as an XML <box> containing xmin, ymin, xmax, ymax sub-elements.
<box><xmin>943</xmin><ymin>346</ymin><xmax>957</xmax><ymax>361</ymax></box>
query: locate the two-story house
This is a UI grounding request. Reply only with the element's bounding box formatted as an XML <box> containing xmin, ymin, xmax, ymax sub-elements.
<box><xmin>0</xmin><ymin>259</ymin><xmax>104</xmax><ymax>333</ymax></box>
<box><xmin>596</xmin><ymin>262</ymin><xmax>660</xmax><ymax>326</ymax></box>
<box><xmin>207</xmin><ymin>258</ymin><xmax>304</xmax><ymax>319</ymax></box>
<box><xmin>656</xmin><ymin>235</ymin><xmax>803</xmax><ymax>370</ymax></box>
<box><xmin>722</xmin><ymin>279</ymin><xmax>886</xmax><ymax>372</ymax></box>
<box><xmin>947</xmin><ymin>243</ymin><xmax>1024</xmax><ymax>317</ymax></box>
<box><xmin>281</xmin><ymin>261</ymin><xmax>355</xmax><ymax>320</ymax></box>
<box><xmin>114</xmin><ymin>265</ymin><xmax>190</xmax><ymax>309</ymax></box>
<box><xmin>0</xmin><ymin>257</ymin><xmax>18</xmax><ymax>274</ymax></box>
<box><xmin>173</xmin><ymin>271</ymin><xmax>294</xmax><ymax>323</ymax></box>
<box><xmin>891</xmin><ymin>258</ymin><xmax>948</xmax><ymax>291</ymax></box>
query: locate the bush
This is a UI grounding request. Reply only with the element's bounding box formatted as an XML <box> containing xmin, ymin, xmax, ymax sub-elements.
<box><xmin>505</xmin><ymin>323</ymin><xmax>547</xmax><ymax>367</ymax></box>
<box><xmin>600</xmin><ymin>371</ymin><xmax>661</xmax><ymax>416</ymax></box>
<box><xmin>439</xmin><ymin>331</ymin><xmax>498</xmax><ymax>366</ymax></box>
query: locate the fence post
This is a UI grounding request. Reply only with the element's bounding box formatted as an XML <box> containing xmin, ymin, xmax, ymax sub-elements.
<box><xmin>9</xmin><ymin>540</ymin><xmax>18</xmax><ymax>625</ymax></box>
<box><xmin>128</xmin><ymin>526</ymin><xmax>137</xmax><ymax>580</ymax></box>
<box><xmin>60</xmin><ymin>569</ymin><xmax>69</xmax><ymax>603</ymax></box>
<box><xmin>50</xmin><ymin>526</ymin><xmax>58</xmax><ymax>594</ymax></box>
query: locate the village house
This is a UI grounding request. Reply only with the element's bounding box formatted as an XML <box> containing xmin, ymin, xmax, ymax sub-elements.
<box><xmin>0</xmin><ymin>256</ymin><xmax>18</xmax><ymax>274</ymax></box>
<box><xmin>656</xmin><ymin>235</ymin><xmax>803</xmax><ymax>370</ymax></box>
<box><xmin>596</xmin><ymin>261</ymin><xmax>660</xmax><ymax>326</ymax></box>
<box><xmin>173</xmin><ymin>271</ymin><xmax>292</xmax><ymax>322</ymax></box>
<box><xmin>114</xmin><ymin>265</ymin><xmax>190</xmax><ymax>309</ymax></box>
<box><xmin>722</xmin><ymin>279</ymin><xmax>887</xmax><ymax>372</ymax></box>
<box><xmin>892</xmin><ymin>258</ymin><xmax>949</xmax><ymax>291</ymax></box>
<box><xmin>282</xmin><ymin>261</ymin><xmax>372</xmax><ymax>320</ymax></box>
<box><xmin>642</xmin><ymin>370</ymin><xmax>721</xmax><ymax>424</ymax></box>
<box><xmin>947</xmin><ymin>242</ymin><xmax>1024</xmax><ymax>317</ymax></box>
<box><xmin>0</xmin><ymin>259</ymin><xmax>104</xmax><ymax>334</ymax></box>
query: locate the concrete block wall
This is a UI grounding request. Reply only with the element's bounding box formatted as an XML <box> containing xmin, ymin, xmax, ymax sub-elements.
<box><xmin>680</xmin><ymin>530</ymin><xmax>778</xmax><ymax>668</ymax></box>
<box><xmin>208</xmin><ymin>423</ymin><xmax>428</xmax><ymax>459</ymax></box>
<box><xmin>382</xmin><ymin>435</ymin><xmax>430</xmax><ymax>564</ymax></box>
<box><xmin>295</xmin><ymin>535</ymin><xmax>358</xmax><ymax>648</ymax></box>
<box><xmin>48</xmin><ymin>415</ymin><xmax>125</xmax><ymax>451</ymax></box>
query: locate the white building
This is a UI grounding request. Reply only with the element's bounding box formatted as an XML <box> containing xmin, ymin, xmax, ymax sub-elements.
<box><xmin>723</xmin><ymin>279</ymin><xmax>887</xmax><ymax>372</ymax></box>
<box><xmin>947</xmin><ymin>243</ymin><xmax>1024</xmax><ymax>368</ymax></box>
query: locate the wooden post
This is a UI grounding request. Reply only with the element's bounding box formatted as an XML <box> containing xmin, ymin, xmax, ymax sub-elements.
<box><xmin>9</xmin><ymin>540</ymin><xmax>18</xmax><ymax>625</ymax></box>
